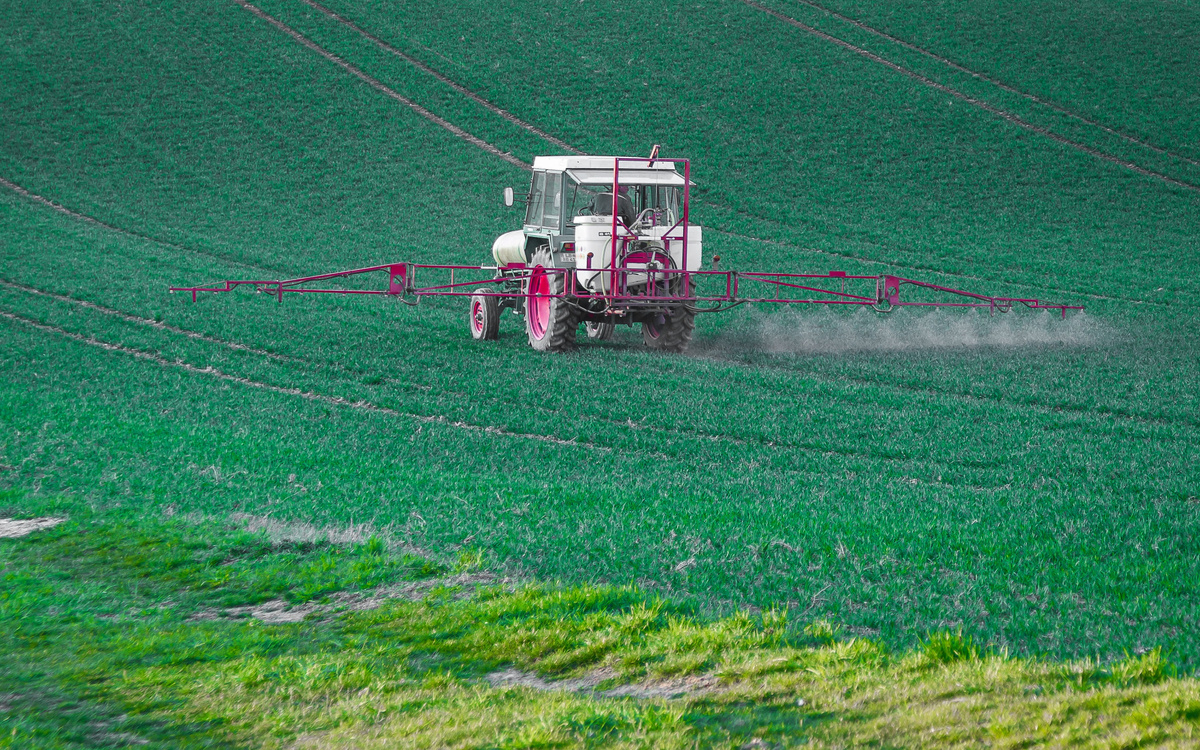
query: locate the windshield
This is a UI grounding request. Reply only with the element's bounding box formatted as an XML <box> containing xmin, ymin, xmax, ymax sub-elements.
<box><xmin>567</xmin><ymin>180</ymin><xmax>682</xmax><ymax>227</ymax></box>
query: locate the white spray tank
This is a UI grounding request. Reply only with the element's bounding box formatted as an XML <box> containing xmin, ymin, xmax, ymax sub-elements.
<box><xmin>574</xmin><ymin>216</ymin><xmax>702</xmax><ymax>293</ymax></box>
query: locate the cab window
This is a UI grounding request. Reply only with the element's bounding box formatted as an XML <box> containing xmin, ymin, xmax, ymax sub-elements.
<box><xmin>525</xmin><ymin>172</ymin><xmax>546</xmax><ymax>226</ymax></box>
<box><xmin>541</xmin><ymin>172</ymin><xmax>562</xmax><ymax>230</ymax></box>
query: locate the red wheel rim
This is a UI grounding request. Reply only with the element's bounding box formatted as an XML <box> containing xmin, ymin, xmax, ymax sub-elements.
<box><xmin>471</xmin><ymin>299</ymin><xmax>484</xmax><ymax>335</ymax></box>
<box><xmin>644</xmin><ymin>319</ymin><xmax>661</xmax><ymax>339</ymax></box>
<box><xmin>527</xmin><ymin>267</ymin><xmax>550</xmax><ymax>339</ymax></box>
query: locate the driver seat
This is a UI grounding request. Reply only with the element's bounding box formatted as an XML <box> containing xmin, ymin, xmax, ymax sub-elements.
<box><xmin>592</xmin><ymin>191</ymin><xmax>637</xmax><ymax>227</ymax></box>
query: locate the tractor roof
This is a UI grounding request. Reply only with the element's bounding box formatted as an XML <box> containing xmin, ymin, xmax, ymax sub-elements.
<box><xmin>532</xmin><ymin>155</ymin><xmax>692</xmax><ymax>186</ymax></box>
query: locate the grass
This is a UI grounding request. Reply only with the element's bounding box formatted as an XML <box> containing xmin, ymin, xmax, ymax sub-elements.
<box><xmin>0</xmin><ymin>0</ymin><xmax>1199</xmax><ymax>739</ymax></box>
<box><xmin>3</xmin><ymin>492</ymin><xmax>1199</xmax><ymax>748</ymax></box>
<box><xmin>3</xmin><ymin>197</ymin><xmax>1197</xmax><ymax>668</ymax></box>
<box><xmin>285</xmin><ymin>0</ymin><xmax>1200</xmax><ymax>301</ymax></box>
<box><xmin>783</xmin><ymin>0</ymin><xmax>1200</xmax><ymax>161</ymax></box>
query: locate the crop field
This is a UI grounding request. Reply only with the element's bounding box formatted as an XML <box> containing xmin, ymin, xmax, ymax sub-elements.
<box><xmin>1</xmin><ymin>0</ymin><xmax>1199</xmax><ymax>743</ymax></box>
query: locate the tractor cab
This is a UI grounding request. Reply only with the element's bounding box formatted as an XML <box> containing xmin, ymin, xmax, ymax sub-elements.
<box><xmin>493</xmin><ymin>156</ymin><xmax>701</xmax><ymax>287</ymax></box>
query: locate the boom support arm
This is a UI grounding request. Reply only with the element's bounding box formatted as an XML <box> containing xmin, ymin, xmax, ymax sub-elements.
<box><xmin>170</xmin><ymin>263</ymin><xmax>1083</xmax><ymax>318</ymax></box>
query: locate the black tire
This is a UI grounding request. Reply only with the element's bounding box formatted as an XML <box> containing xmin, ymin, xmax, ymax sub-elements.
<box><xmin>525</xmin><ymin>247</ymin><xmax>579</xmax><ymax>352</ymax></box>
<box><xmin>585</xmin><ymin>319</ymin><xmax>615</xmax><ymax>341</ymax></box>
<box><xmin>642</xmin><ymin>307</ymin><xmax>695</xmax><ymax>353</ymax></box>
<box><xmin>468</xmin><ymin>287</ymin><xmax>500</xmax><ymax>341</ymax></box>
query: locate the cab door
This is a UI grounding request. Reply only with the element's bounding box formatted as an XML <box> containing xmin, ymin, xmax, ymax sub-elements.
<box><xmin>523</xmin><ymin>171</ymin><xmax>570</xmax><ymax>264</ymax></box>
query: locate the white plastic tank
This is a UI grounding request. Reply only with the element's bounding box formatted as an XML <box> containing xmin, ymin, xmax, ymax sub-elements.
<box><xmin>573</xmin><ymin>216</ymin><xmax>702</xmax><ymax>293</ymax></box>
<box><xmin>491</xmin><ymin>229</ymin><xmax>526</xmax><ymax>266</ymax></box>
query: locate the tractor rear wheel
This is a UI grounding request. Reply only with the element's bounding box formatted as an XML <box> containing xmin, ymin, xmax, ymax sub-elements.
<box><xmin>525</xmin><ymin>248</ymin><xmax>579</xmax><ymax>352</ymax></box>
<box><xmin>642</xmin><ymin>307</ymin><xmax>695</xmax><ymax>353</ymax></box>
<box><xmin>585</xmin><ymin>319</ymin><xmax>615</xmax><ymax>341</ymax></box>
<box><xmin>468</xmin><ymin>287</ymin><xmax>500</xmax><ymax>341</ymax></box>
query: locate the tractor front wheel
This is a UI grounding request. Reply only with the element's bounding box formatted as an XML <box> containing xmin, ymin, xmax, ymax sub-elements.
<box><xmin>642</xmin><ymin>307</ymin><xmax>695</xmax><ymax>353</ymax></box>
<box><xmin>525</xmin><ymin>248</ymin><xmax>579</xmax><ymax>352</ymax></box>
<box><xmin>468</xmin><ymin>287</ymin><xmax>500</xmax><ymax>341</ymax></box>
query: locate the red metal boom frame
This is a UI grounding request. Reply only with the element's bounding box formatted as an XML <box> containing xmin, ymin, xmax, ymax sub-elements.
<box><xmin>170</xmin><ymin>155</ymin><xmax>1083</xmax><ymax>319</ymax></box>
<box><xmin>170</xmin><ymin>263</ymin><xmax>1081</xmax><ymax>317</ymax></box>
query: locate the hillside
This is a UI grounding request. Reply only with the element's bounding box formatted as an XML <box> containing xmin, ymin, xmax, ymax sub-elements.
<box><xmin>2</xmin><ymin>0</ymin><xmax>1198</xmax><ymax>676</ymax></box>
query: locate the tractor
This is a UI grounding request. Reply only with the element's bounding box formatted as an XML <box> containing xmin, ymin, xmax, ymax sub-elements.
<box><xmin>471</xmin><ymin>153</ymin><xmax>701</xmax><ymax>352</ymax></box>
<box><xmin>170</xmin><ymin>151</ymin><xmax>1083</xmax><ymax>351</ymax></box>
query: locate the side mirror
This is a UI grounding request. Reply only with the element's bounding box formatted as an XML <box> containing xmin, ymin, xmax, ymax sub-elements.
<box><xmin>503</xmin><ymin>187</ymin><xmax>514</xmax><ymax>207</ymax></box>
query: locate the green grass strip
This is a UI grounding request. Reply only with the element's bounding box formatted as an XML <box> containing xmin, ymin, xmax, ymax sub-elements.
<box><xmin>2</xmin><ymin>491</ymin><xmax>1198</xmax><ymax>748</ymax></box>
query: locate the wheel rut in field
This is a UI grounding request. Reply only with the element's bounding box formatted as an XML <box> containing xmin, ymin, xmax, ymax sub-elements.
<box><xmin>232</xmin><ymin>0</ymin><xmax>528</xmax><ymax>169</ymax></box>
<box><xmin>1</xmin><ymin>278</ymin><xmax>986</xmax><ymax>470</ymax></box>
<box><xmin>706</xmin><ymin>225</ymin><xmax>1161</xmax><ymax>309</ymax></box>
<box><xmin>295</xmin><ymin>0</ymin><xmax>582</xmax><ymax>155</ymax></box>
<box><xmin>249</xmin><ymin>0</ymin><xmax>1164</xmax><ymax>308</ymax></box>
<box><xmin>739</xmin><ymin>0</ymin><xmax>1200</xmax><ymax>194</ymax></box>
<box><xmin>701</xmin><ymin>353</ymin><xmax>1199</xmax><ymax>431</ymax></box>
<box><xmin>0</xmin><ymin>176</ymin><xmax>179</xmax><ymax>244</ymax></box>
<box><xmin>0</xmin><ymin>176</ymin><xmax>285</xmax><ymax>277</ymax></box>
<box><xmin>0</xmin><ymin>307</ymin><xmax>608</xmax><ymax>453</ymax></box>
<box><xmin>0</xmin><ymin>277</ymin><xmax>296</xmax><ymax>363</ymax></box>
<box><xmin>788</xmin><ymin>0</ymin><xmax>1200</xmax><ymax>169</ymax></box>
<box><xmin>6</xmin><ymin>276</ymin><xmax>1177</xmax><ymax>475</ymax></box>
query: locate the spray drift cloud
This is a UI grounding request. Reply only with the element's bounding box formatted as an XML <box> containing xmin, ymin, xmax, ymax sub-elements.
<box><xmin>693</xmin><ymin>306</ymin><xmax>1110</xmax><ymax>356</ymax></box>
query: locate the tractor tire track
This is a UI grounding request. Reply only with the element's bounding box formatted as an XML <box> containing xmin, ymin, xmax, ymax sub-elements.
<box><xmin>0</xmin><ymin>277</ymin><xmax>296</xmax><ymax>362</ymax></box>
<box><xmin>258</xmin><ymin>2</ymin><xmax>1153</xmax><ymax>308</ymax></box>
<box><xmin>0</xmin><ymin>275</ymin><xmax>973</xmax><ymax>468</ymax></box>
<box><xmin>295</xmin><ymin>0</ymin><xmax>582</xmax><ymax>155</ymax></box>
<box><xmin>0</xmin><ymin>307</ymin><xmax>607</xmax><ymax>453</ymax></box>
<box><xmin>706</xmin><ymin>352</ymin><xmax>1199</xmax><ymax>431</ymax></box>
<box><xmin>7</xmin><ymin>274</ymin><xmax>1182</xmax><ymax>476</ymax></box>
<box><xmin>232</xmin><ymin>0</ymin><xmax>528</xmax><ymax>169</ymax></box>
<box><xmin>707</xmin><ymin>226</ymin><xmax>1163</xmax><ymax>307</ymax></box>
<box><xmin>0</xmin><ymin>176</ymin><xmax>284</xmax><ymax>276</ymax></box>
<box><xmin>0</xmin><ymin>176</ymin><xmax>194</xmax><ymax>252</ymax></box>
<box><xmin>788</xmin><ymin>0</ymin><xmax>1200</xmax><ymax>169</ymax></box>
<box><xmin>740</xmin><ymin>0</ymin><xmax>1200</xmax><ymax>194</ymax></box>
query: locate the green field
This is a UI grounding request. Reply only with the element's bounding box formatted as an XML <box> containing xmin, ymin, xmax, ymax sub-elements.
<box><xmin>2</xmin><ymin>0</ymin><xmax>1199</xmax><ymax>743</ymax></box>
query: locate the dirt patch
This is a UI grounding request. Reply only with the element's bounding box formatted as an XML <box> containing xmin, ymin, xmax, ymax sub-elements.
<box><xmin>187</xmin><ymin>572</ymin><xmax>498</xmax><ymax>624</ymax></box>
<box><xmin>486</xmin><ymin>666</ymin><xmax>618</xmax><ymax>694</ymax></box>
<box><xmin>229</xmin><ymin>512</ymin><xmax>378</xmax><ymax>547</ymax></box>
<box><xmin>602</xmin><ymin>673</ymin><xmax>723</xmax><ymax>699</ymax></box>
<box><xmin>0</xmin><ymin>517</ymin><xmax>65</xmax><ymax>538</ymax></box>
<box><xmin>486</xmin><ymin>666</ymin><xmax>724</xmax><ymax>700</ymax></box>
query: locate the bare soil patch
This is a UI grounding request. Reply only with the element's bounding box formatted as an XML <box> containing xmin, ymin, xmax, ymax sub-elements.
<box><xmin>0</xmin><ymin>517</ymin><xmax>65</xmax><ymax>538</ymax></box>
<box><xmin>486</xmin><ymin>666</ymin><xmax>725</xmax><ymax>699</ymax></box>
